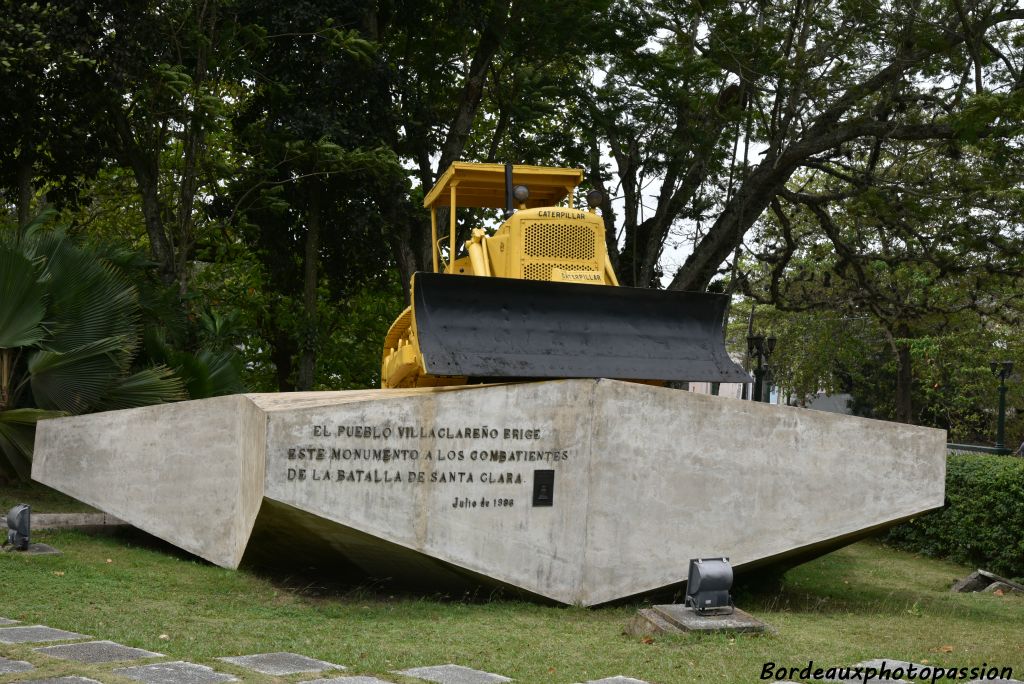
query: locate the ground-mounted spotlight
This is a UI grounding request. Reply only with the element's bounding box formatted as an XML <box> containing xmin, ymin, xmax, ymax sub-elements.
<box><xmin>685</xmin><ymin>557</ymin><xmax>734</xmax><ymax>615</ymax></box>
<box><xmin>5</xmin><ymin>504</ymin><xmax>30</xmax><ymax>551</ymax></box>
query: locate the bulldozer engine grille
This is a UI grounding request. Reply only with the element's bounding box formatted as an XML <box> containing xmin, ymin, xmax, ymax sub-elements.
<box><xmin>522</xmin><ymin>222</ymin><xmax>599</xmax><ymax>281</ymax></box>
<box><xmin>524</xmin><ymin>223</ymin><xmax>595</xmax><ymax>260</ymax></box>
<box><xmin>524</xmin><ymin>263</ymin><xmax>557</xmax><ymax>280</ymax></box>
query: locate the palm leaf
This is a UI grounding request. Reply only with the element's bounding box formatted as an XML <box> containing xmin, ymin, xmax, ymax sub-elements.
<box><xmin>30</xmin><ymin>231</ymin><xmax>140</xmax><ymax>360</ymax></box>
<box><xmin>175</xmin><ymin>350</ymin><xmax>246</xmax><ymax>399</ymax></box>
<box><xmin>28</xmin><ymin>336</ymin><xmax>130</xmax><ymax>413</ymax></box>
<box><xmin>96</xmin><ymin>365</ymin><xmax>187</xmax><ymax>411</ymax></box>
<box><xmin>0</xmin><ymin>246</ymin><xmax>46</xmax><ymax>349</ymax></box>
<box><xmin>0</xmin><ymin>408</ymin><xmax>65</xmax><ymax>480</ymax></box>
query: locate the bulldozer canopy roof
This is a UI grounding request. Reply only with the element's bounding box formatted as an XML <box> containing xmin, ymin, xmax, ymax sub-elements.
<box><xmin>423</xmin><ymin>162</ymin><xmax>584</xmax><ymax>209</ymax></box>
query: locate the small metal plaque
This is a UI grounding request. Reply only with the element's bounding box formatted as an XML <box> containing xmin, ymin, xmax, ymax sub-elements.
<box><xmin>532</xmin><ymin>470</ymin><xmax>554</xmax><ymax>506</ymax></box>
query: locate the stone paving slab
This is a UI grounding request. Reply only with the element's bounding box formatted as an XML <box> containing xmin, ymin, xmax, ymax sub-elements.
<box><xmin>395</xmin><ymin>664</ymin><xmax>512</xmax><ymax>684</ymax></box>
<box><xmin>301</xmin><ymin>678</ymin><xmax>396</xmax><ymax>684</ymax></box>
<box><xmin>578</xmin><ymin>677</ymin><xmax>651</xmax><ymax>684</ymax></box>
<box><xmin>854</xmin><ymin>659</ymin><xmax>919</xmax><ymax>668</ymax></box>
<box><xmin>820</xmin><ymin>671</ymin><xmax>906</xmax><ymax>683</ymax></box>
<box><xmin>113</xmin><ymin>661</ymin><xmax>238</xmax><ymax>684</ymax></box>
<box><xmin>0</xmin><ymin>656</ymin><xmax>34</xmax><ymax>674</ymax></box>
<box><xmin>0</xmin><ymin>617</ymin><xmax>19</xmax><ymax>625</ymax></box>
<box><xmin>0</xmin><ymin>625</ymin><xmax>90</xmax><ymax>644</ymax></box>
<box><xmin>218</xmin><ymin>652</ymin><xmax>343</xmax><ymax>675</ymax></box>
<box><xmin>15</xmin><ymin>678</ymin><xmax>103</xmax><ymax>684</ymax></box>
<box><xmin>35</xmin><ymin>640</ymin><xmax>164</xmax><ymax>664</ymax></box>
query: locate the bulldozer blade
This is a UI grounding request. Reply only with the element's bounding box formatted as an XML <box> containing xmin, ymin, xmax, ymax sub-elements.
<box><xmin>413</xmin><ymin>273</ymin><xmax>752</xmax><ymax>383</ymax></box>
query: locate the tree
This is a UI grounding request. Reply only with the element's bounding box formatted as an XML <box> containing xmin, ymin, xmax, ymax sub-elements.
<box><xmin>563</xmin><ymin>0</ymin><xmax>1024</xmax><ymax>293</ymax></box>
<box><xmin>228</xmin><ymin>0</ymin><xmax>405</xmax><ymax>390</ymax></box>
<box><xmin>737</xmin><ymin>129</ymin><xmax>1024</xmax><ymax>422</ymax></box>
<box><xmin>0</xmin><ymin>1</ymin><xmax>105</xmax><ymax>226</ymax></box>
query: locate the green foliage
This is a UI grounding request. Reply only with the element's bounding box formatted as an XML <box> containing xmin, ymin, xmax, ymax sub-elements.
<box><xmin>320</xmin><ymin>281</ymin><xmax>405</xmax><ymax>390</ymax></box>
<box><xmin>144</xmin><ymin>329</ymin><xmax>246</xmax><ymax>400</ymax></box>
<box><xmin>0</xmin><ymin>221</ymin><xmax>186</xmax><ymax>480</ymax></box>
<box><xmin>727</xmin><ymin>300</ymin><xmax>882</xmax><ymax>406</ymax></box>
<box><xmin>0</xmin><ymin>246</ymin><xmax>46</xmax><ymax>348</ymax></box>
<box><xmin>0</xmin><ymin>408</ymin><xmax>63</xmax><ymax>480</ymax></box>
<box><xmin>884</xmin><ymin>453</ymin><xmax>1024</xmax><ymax>579</ymax></box>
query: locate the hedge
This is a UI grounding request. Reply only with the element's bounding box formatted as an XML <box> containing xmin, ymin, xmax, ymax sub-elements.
<box><xmin>883</xmin><ymin>452</ymin><xmax>1024</xmax><ymax>580</ymax></box>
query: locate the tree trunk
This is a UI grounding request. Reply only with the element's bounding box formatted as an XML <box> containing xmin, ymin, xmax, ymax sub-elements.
<box><xmin>436</xmin><ymin>0</ymin><xmax>511</xmax><ymax>172</ymax></box>
<box><xmin>587</xmin><ymin>147</ymin><xmax>620</xmax><ymax>276</ymax></box>
<box><xmin>0</xmin><ymin>349</ymin><xmax>12</xmax><ymax>411</ymax></box>
<box><xmin>390</xmin><ymin>227</ymin><xmax>418</xmax><ymax>303</ymax></box>
<box><xmin>669</xmin><ymin>152</ymin><xmax>791</xmax><ymax>291</ymax></box>
<box><xmin>895</xmin><ymin>339</ymin><xmax>913</xmax><ymax>423</ymax></box>
<box><xmin>112</xmin><ymin>110</ymin><xmax>176</xmax><ymax>285</ymax></box>
<box><xmin>269</xmin><ymin>326</ymin><xmax>296</xmax><ymax>392</ymax></box>
<box><xmin>173</xmin><ymin>0</ymin><xmax>217</xmax><ymax>299</ymax></box>
<box><xmin>297</xmin><ymin>189</ymin><xmax>322</xmax><ymax>391</ymax></box>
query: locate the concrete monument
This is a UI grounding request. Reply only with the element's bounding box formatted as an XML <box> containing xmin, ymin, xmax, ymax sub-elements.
<box><xmin>33</xmin><ymin>379</ymin><xmax>945</xmax><ymax>605</ymax></box>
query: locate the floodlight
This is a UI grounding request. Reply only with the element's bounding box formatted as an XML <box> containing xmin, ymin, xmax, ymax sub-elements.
<box><xmin>512</xmin><ymin>184</ymin><xmax>530</xmax><ymax>203</ymax></box>
<box><xmin>685</xmin><ymin>557</ymin><xmax>734</xmax><ymax>615</ymax></box>
<box><xmin>5</xmin><ymin>504</ymin><xmax>30</xmax><ymax>551</ymax></box>
<box><xmin>586</xmin><ymin>189</ymin><xmax>604</xmax><ymax>208</ymax></box>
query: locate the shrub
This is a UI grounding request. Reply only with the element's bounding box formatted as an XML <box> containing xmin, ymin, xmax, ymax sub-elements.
<box><xmin>883</xmin><ymin>452</ymin><xmax>1024</xmax><ymax>580</ymax></box>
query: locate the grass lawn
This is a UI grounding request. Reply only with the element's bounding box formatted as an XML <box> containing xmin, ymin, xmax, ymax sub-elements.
<box><xmin>1</xmin><ymin>528</ymin><xmax>1021</xmax><ymax>684</ymax></box>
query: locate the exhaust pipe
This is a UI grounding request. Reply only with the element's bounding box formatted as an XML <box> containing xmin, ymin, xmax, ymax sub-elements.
<box><xmin>504</xmin><ymin>162</ymin><xmax>514</xmax><ymax>219</ymax></box>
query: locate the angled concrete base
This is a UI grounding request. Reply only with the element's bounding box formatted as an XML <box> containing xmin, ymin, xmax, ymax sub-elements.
<box><xmin>33</xmin><ymin>379</ymin><xmax>946</xmax><ymax>606</ymax></box>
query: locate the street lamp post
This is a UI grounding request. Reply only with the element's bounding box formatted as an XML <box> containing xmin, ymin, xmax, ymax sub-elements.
<box><xmin>747</xmin><ymin>334</ymin><xmax>777</xmax><ymax>403</ymax></box>
<box><xmin>990</xmin><ymin>360</ymin><xmax>1014</xmax><ymax>454</ymax></box>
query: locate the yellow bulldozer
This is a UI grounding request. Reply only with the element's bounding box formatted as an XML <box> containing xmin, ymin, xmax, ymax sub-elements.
<box><xmin>381</xmin><ymin>162</ymin><xmax>749</xmax><ymax>389</ymax></box>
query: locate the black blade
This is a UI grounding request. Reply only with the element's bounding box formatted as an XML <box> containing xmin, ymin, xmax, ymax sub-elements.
<box><xmin>413</xmin><ymin>273</ymin><xmax>752</xmax><ymax>383</ymax></box>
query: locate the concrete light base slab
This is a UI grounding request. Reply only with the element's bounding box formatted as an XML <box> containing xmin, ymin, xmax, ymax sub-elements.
<box><xmin>644</xmin><ymin>604</ymin><xmax>771</xmax><ymax>634</ymax></box>
<box><xmin>4</xmin><ymin>543</ymin><xmax>61</xmax><ymax>556</ymax></box>
<box><xmin>33</xmin><ymin>379</ymin><xmax>946</xmax><ymax>606</ymax></box>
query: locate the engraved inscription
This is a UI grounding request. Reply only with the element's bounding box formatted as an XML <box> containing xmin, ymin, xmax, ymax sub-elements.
<box><xmin>280</xmin><ymin>421</ymin><xmax>570</xmax><ymax>510</ymax></box>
